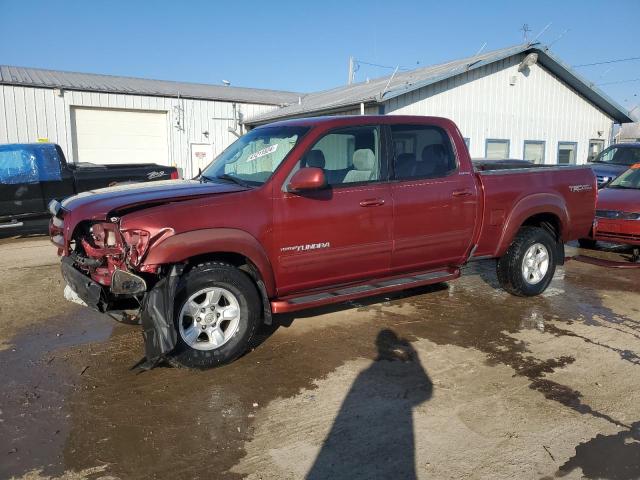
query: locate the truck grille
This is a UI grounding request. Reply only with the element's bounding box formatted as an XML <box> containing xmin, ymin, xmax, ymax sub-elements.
<box><xmin>595</xmin><ymin>175</ymin><xmax>612</xmax><ymax>187</ymax></box>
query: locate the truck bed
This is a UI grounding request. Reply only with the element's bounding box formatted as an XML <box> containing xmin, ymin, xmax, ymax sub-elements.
<box><xmin>473</xmin><ymin>164</ymin><xmax>597</xmax><ymax>258</ymax></box>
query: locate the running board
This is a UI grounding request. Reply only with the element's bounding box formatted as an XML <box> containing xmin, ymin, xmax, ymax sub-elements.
<box><xmin>271</xmin><ymin>268</ymin><xmax>459</xmax><ymax>314</ymax></box>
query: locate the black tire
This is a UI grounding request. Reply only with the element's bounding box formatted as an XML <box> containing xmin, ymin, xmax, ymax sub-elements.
<box><xmin>578</xmin><ymin>238</ymin><xmax>597</xmax><ymax>249</ymax></box>
<box><xmin>496</xmin><ymin>226</ymin><xmax>557</xmax><ymax>297</ymax></box>
<box><xmin>170</xmin><ymin>262</ymin><xmax>260</xmax><ymax>369</ymax></box>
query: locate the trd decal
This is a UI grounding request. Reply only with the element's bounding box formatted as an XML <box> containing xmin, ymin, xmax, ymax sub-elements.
<box><xmin>281</xmin><ymin>242</ymin><xmax>330</xmax><ymax>253</ymax></box>
<box><xmin>569</xmin><ymin>184</ymin><xmax>593</xmax><ymax>192</ymax></box>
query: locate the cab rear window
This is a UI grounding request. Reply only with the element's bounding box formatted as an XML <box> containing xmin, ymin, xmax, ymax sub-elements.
<box><xmin>0</xmin><ymin>144</ymin><xmax>62</xmax><ymax>184</ymax></box>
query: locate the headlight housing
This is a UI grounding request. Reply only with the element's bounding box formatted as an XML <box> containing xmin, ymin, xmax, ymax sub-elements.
<box><xmin>122</xmin><ymin>229</ymin><xmax>151</xmax><ymax>266</ymax></box>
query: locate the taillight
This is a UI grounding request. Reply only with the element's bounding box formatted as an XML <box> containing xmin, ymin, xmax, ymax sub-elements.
<box><xmin>122</xmin><ymin>229</ymin><xmax>151</xmax><ymax>265</ymax></box>
<box><xmin>170</xmin><ymin>170</ymin><xmax>180</xmax><ymax>180</ymax></box>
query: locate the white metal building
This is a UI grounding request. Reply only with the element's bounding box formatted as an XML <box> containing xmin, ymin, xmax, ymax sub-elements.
<box><xmin>246</xmin><ymin>43</ymin><xmax>634</xmax><ymax>165</ymax></box>
<box><xmin>0</xmin><ymin>66</ymin><xmax>298</xmax><ymax>177</ymax></box>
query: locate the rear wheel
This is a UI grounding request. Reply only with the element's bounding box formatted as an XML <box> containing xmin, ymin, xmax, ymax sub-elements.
<box><xmin>171</xmin><ymin>262</ymin><xmax>260</xmax><ymax>369</ymax></box>
<box><xmin>497</xmin><ymin>226</ymin><xmax>557</xmax><ymax>297</ymax></box>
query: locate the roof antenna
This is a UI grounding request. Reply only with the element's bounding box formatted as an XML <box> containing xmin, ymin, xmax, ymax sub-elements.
<box><xmin>474</xmin><ymin>42</ymin><xmax>487</xmax><ymax>57</ymax></box>
<box><xmin>379</xmin><ymin>66</ymin><xmax>399</xmax><ymax>100</ymax></box>
<box><xmin>547</xmin><ymin>28</ymin><xmax>570</xmax><ymax>49</ymax></box>
<box><xmin>520</xmin><ymin>24</ymin><xmax>532</xmax><ymax>43</ymax></box>
<box><xmin>531</xmin><ymin>22</ymin><xmax>552</xmax><ymax>44</ymax></box>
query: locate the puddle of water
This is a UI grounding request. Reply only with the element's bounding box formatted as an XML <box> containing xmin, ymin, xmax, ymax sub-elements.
<box><xmin>0</xmin><ymin>258</ymin><xmax>638</xmax><ymax>479</ymax></box>
<box><xmin>0</xmin><ymin>308</ymin><xmax>112</xmax><ymax>479</ymax></box>
<box><xmin>557</xmin><ymin>421</ymin><xmax>640</xmax><ymax>480</ymax></box>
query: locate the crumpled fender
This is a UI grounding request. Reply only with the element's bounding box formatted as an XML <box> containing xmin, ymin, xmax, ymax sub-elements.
<box><xmin>138</xmin><ymin>264</ymin><xmax>183</xmax><ymax>369</ymax></box>
<box><xmin>142</xmin><ymin>228</ymin><xmax>276</xmax><ymax>296</ymax></box>
<box><xmin>495</xmin><ymin>193</ymin><xmax>569</xmax><ymax>258</ymax></box>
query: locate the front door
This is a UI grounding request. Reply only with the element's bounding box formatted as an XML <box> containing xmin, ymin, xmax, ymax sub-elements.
<box><xmin>389</xmin><ymin>124</ymin><xmax>478</xmax><ymax>272</ymax></box>
<box><xmin>273</xmin><ymin>125</ymin><xmax>393</xmax><ymax>295</ymax></box>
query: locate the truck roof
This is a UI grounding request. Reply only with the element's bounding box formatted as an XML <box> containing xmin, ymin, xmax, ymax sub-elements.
<box><xmin>258</xmin><ymin>115</ymin><xmax>456</xmax><ymax>129</ymax></box>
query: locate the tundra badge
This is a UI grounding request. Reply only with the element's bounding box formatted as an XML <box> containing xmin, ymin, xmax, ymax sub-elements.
<box><xmin>281</xmin><ymin>242</ymin><xmax>331</xmax><ymax>253</ymax></box>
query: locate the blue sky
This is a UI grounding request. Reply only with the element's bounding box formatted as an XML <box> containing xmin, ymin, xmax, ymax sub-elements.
<box><xmin>1</xmin><ymin>0</ymin><xmax>638</xmax><ymax>112</ymax></box>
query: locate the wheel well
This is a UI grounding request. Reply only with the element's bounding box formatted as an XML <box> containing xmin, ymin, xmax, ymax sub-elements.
<box><xmin>521</xmin><ymin>213</ymin><xmax>565</xmax><ymax>265</ymax></box>
<box><xmin>182</xmin><ymin>252</ymin><xmax>273</xmax><ymax>324</ymax></box>
<box><xmin>522</xmin><ymin>213</ymin><xmax>561</xmax><ymax>241</ymax></box>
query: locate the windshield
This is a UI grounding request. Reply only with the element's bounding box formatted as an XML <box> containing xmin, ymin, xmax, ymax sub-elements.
<box><xmin>593</xmin><ymin>146</ymin><xmax>640</xmax><ymax>166</ymax></box>
<box><xmin>201</xmin><ymin>126</ymin><xmax>309</xmax><ymax>186</ymax></box>
<box><xmin>608</xmin><ymin>166</ymin><xmax>640</xmax><ymax>189</ymax></box>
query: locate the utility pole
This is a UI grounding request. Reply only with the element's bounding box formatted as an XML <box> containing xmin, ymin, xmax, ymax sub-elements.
<box><xmin>348</xmin><ymin>56</ymin><xmax>355</xmax><ymax>85</ymax></box>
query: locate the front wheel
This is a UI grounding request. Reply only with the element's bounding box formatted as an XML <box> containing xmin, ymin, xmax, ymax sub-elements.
<box><xmin>170</xmin><ymin>262</ymin><xmax>261</xmax><ymax>369</ymax></box>
<box><xmin>496</xmin><ymin>226</ymin><xmax>557</xmax><ymax>297</ymax></box>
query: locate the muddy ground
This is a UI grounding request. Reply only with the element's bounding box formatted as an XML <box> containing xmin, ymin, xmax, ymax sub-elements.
<box><xmin>0</xmin><ymin>237</ymin><xmax>639</xmax><ymax>480</ymax></box>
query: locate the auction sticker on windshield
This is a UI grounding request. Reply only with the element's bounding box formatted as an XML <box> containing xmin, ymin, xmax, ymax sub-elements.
<box><xmin>247</xmin><ymin>144</ymin><xmax>278</xmax><ymax>162</ymax></box>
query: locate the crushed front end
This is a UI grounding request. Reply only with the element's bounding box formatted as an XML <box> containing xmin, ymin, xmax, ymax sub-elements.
<box><xmin>49</xmin><ymin>199</ymin><xmax>179</xmax><ymax>366</ymax></box>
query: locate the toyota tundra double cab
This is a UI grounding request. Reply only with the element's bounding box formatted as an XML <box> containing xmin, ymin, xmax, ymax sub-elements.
<box><xmin>49</xmin><ymin>115</ymin><xmax>597</xmax><ymax>368</ymax></box>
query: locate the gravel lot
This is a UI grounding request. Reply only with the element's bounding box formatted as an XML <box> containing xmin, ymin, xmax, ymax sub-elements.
<box><xmin>0</xmin><ymin>237</ymin><xmax>639</xmax><ymax>480</ymax></box>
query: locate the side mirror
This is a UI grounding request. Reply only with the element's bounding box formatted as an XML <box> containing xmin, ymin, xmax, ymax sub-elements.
<box><xmin>287</xmin><ymin>167</ymin><xmax>327</xmax><ymax>193</ymax></box>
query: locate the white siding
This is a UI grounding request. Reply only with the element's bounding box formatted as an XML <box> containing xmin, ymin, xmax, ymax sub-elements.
<box><xmin>0</xmin><ymin>85</ymin><xmax>278</xmax><ymax>176</ymax></box>
<box><xmin>384</xmin><ymin>54</ymin><xmax>614</xmax><ymax>164</ymax></box>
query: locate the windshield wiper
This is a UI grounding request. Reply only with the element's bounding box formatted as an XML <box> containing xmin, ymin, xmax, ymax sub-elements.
<box><xmin>215</xmin><ymin>173</ymin><xmax>251</xmax><ymax>188</ymax></box>
<box><xmin>199</xmin><ymin>174</ymin><xmax>216</xmax><ymax>183</ymax></box>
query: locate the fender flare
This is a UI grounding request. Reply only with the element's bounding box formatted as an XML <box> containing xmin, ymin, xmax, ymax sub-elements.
<box><xmin>495</xmin><ymin>193</ymin><xmax>570</xmax><ymax>258</ymax></box>
<box><xmin>142</xmin><ymin>228</ymin><xmax>276</xmax><ymax>296</ymax></box>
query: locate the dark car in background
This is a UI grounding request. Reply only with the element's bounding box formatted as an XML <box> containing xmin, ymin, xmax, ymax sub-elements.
<box><xmin>0</xmin><ymin>143</ymin><xmax>179</xmax><ymax>233</ymax></box>
<box><xmin>588</xmin><ymin>143</ymin><xmax>640</xmax><ymax>187</ymax></box>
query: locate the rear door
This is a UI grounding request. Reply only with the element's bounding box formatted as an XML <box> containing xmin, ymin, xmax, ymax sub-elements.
<box><xmin>389</xmin><ymin>124</ymin><xmax>479</xmax><ymax>272</ymax></box>
<box><xmin>273</xmin><ymin>125</ymin><xmax>393</xmax><ymax>295</ymax></box>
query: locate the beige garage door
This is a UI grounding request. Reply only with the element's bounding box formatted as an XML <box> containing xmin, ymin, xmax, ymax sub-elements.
<box><xmin>71</xmin><ymin>107</ymin><xmax>169</xmax><ymax>165</ymax></box>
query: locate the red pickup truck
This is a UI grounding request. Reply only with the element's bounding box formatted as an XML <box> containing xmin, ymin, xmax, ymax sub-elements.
<box><xmin>49</xmin><ymin>116</ymin><xmax>596</xmax><ymax>368</ymax></box>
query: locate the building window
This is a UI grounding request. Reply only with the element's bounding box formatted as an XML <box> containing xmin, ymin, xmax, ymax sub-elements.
<box><xmin>588</xmin><ymin>139</ymin><xmax>605</xmax><ymax>162</ymax></box>
<box><xmin>523</xmin><ymin>141</ymin><xmax>545</xmax><ymax>164</ymax></box>
<box><xmin>485</xmin><ymin>139</ymin><xmax>510</xmax><ymax>159</ymax></box>
<box><xmin>557</xmin><ymin>142</ymin><xmax>578</xmax><ymax>164</ymax></box>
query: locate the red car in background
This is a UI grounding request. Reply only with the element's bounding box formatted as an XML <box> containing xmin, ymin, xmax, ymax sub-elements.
<box><xmin>585</xmin><ymin>164</ymin><xmax>640</xmax><ymax>247</ymax></box>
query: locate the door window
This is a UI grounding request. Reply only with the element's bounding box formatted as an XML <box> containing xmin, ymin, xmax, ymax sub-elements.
<box><xmin>302</xmin><ymin>126</ymin><xmax>382</xmax><ymax>185</ymax></box>
<box><xmin>391</xmin><ymin>125</ymin><xmax>457</xmax><ymax>180</ymax></box>
<box><xmin>523</xmin><ymin>141</ymin><xmax>545</xmax><ymax>164</ymax></box>
<box><xmin>485</xmin><ymin>139</ymin><xmax>510</xmax><ymax>159</ymax></box>
<box><xmin>588</xmin><ymin>139</ymin><xmax>604</xmax><ymax>162</ymax></box>
<box><xmin>557</xmin><ymin>142</ymin><xmax>577</xmax><ymax>164</ymax></box>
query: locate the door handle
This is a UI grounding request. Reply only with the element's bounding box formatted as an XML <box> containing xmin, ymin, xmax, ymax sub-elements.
<box><xmin>452</xmin><ymin>190</ymin><xmax>473</xmax><ymax>198</ymax></box>
<box><xmin>359</xmin><ymin>198</ymin><xmax>385</xmax><ymax>207</ymax></box>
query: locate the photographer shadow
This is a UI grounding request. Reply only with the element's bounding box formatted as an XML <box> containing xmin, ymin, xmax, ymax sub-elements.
<box><xmin>307</xmin><ymin>329</ymin><xmax>433</xmax><ymax>480</ymax></box>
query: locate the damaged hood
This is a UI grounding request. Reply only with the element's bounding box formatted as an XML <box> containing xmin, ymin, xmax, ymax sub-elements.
<box><xmin>62</xmin><ymin>179</ymin><xmax>247</xmax><ymax>220</ymax></box>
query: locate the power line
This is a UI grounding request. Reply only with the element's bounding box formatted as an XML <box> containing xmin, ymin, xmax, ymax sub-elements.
<box><xmin>597</xmin><ymin>78</ymin><xmax>640</xmax><ymax>86</ymax></box>
<box><xmin>574</xmin><ymin>56</ymin><xmax>640</xmax><ymax>68</ymax></box>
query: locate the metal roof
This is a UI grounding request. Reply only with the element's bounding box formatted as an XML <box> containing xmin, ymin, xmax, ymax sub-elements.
<box><xmin>0</xmin><ymin>65</ymin><xmax>300</xmax><ymax>105</ymax></box>
<box><xmin>246</xmin><ymin>43</ymin><xmax>634</xmax><ymax>125</ymax></box>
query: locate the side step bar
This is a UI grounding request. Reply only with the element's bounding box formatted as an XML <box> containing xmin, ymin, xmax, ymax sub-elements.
<box><xmin>271</xmin><ymin>268</ymin><xmax>460</xmax><ymax>314</ymax></box>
